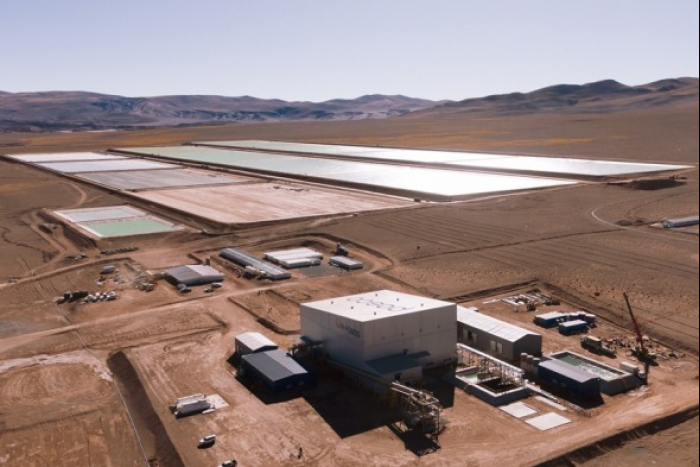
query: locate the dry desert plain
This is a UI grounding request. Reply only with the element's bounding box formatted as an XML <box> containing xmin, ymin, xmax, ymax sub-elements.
<box><xmin>0</xmin><ymin>105</ymin><xmax>698</xmax><ymax>467</ymax></box>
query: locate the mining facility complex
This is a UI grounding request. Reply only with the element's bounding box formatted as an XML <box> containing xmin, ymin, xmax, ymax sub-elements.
<box><xmin>0</xmin><ymin>134</ymin><xmax>697</xmax><ymax>467</ymax></box>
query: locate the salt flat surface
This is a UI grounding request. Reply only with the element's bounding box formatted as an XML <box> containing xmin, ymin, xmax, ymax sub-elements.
<box><xmin>132</xmin><ymin>182</ymin><xmax>409</xmax><ymax>224</ymax></box>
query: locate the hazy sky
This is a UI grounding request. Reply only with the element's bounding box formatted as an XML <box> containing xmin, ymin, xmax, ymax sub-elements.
<box><xmin>1</xmin><ymin>0</ymin><xmax>698</xmax><ymax>101</ymax></box>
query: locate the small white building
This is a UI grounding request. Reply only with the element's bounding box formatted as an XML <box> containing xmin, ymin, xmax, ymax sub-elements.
<box><xmin>235</xmin><ymin>332</ymin><xmax>279</xmax><ymax>356</ymax></box>
<box><xmin>301</xmin><ymin>290</ymin><xmax>457</xmax><ymax>381</ymax></box>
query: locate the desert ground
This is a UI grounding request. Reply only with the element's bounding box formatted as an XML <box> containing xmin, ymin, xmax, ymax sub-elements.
<box><xmin>0</xmin><ymin>104</ymin><xmax>697</xmax><ymax>466</ymax></box>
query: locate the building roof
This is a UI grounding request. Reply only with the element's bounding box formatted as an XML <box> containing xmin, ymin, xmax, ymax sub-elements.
<box><xmin>329</xmin><ymin>256</ymin><xmax>364</xmax><ymax>267</ymax></box>
<box><xmin>242</xmin><ymin>349</ymin><xmax>308</xmax><ymax>383</ymax></box>
<box><xmin>302</xmin><ymin>290</ymin><xmax>454</xmax><ymax>322</ymax></box>
<box><xmin>220</xmin><ymin>248</ymin><xmax>291</xmax><ymax>280</ymax></box>
<box><xmin>264</xmin><ymin>248</ymin><xmax>323</xmax><ymax>262</ymax></box>
<box><xmin>539</xmin><ymin>359</ymin><xmax>599</xmax><ymax>384</ymax></box>
<box><xmin>165</xmin><ymin>264</ymin><xmax>224</xmax><ymax>285</ymax></box>
<box><xmin>457</xmin><ymin>307</ymin><xmax>540</xmax><ymax>342</ymax></box>
<box><xmin>536</xmin><ymin>311</ymin><xmax>568</xmax><ymax>321</ymax></box>
<box><xmin>235</xmin><ymin>332</ymin><xmax>278</xmax><ymax>353</ymax></box>
<box><xmin>559</xmin><ymin>319</ymin><xmax>588</xmax><ymax>328</ymax></box>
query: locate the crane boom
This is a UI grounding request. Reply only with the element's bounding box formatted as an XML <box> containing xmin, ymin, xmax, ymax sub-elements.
<box><xmin>623</xmin><ymin>292</ymin><xmax>647</xmax><ymax>353</ymax></box>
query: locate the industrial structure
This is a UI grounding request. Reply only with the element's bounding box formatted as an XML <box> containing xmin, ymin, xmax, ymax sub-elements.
<box><xmin>300</xmin><ymin>290</ymin><xmax>457</xmax><ymax>383</ymax></box>
<box><xmin>662</xmin><ymin>215</ymin><xmax>699</xmax><ymax>229</ymax></box>
<box><xmin>457</xmin><ymin>307</ymin><xmax>542</xmax><ymax>360</ymax></box>
<box><xmin>172</xmin><ymin>393</ymin><xmax>212</xmax><ymax>418</ymax></box>
<box><xmin>239</xmin><ymin>349</ymin><xmax>311</xmax><ymax>393</ymax></box>
<box><xmin>264</xmin><ymin>248</ymin><xmax>323</xmax><ymax>269</ymax></box>
<box><xmin>165</xmin><ymin>264</ymin><xmax>225</xmax><ymax>286</ymax></box>
<box><xmin>533</xmin><ymin>311</ymin><xmax>568</xmax><ymax>328</ymax></box>
<box><xmin>220</xmin><ymin>248</ymin><xmax>291</xmax><ymax>280</ymax></box>
<box><xmin>234</xmin><ymin>332</ymin><xmax>279</xmax><ymax>356</ymax></box>
<box><xmin>537</xmin><ymin>359</ymin><xmax>601</xmax><ymax>400</ymax></box>
<box><xmin>329</xmin><ymin>256</ymin><xmax>364</xmax><ymax>270</ymax></box>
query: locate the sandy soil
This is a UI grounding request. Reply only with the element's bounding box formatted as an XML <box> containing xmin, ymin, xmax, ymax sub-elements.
<box><xmin>0</xmin><ymin>105</ymin><xmax>697</xmax><ymax>466</ymax></box>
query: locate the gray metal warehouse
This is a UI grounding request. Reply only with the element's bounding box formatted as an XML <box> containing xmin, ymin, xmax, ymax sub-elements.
<box><xmin>165</xmin><ymin>264</ymin><xmax>225</xmax><ymax>286</ymax></box>
<box><xmin>457</xmin><ymin>307</ymin><xmax>542</xmax><ymax>360</ymax></box>
<box><xmin>239</xmin><ymin>349</ymin><xmax>311</xmax><ymax>393</ymax></box>
<box><xmin>537</xmin><ymin>359</ymin><xmax>601</xmax><ymax>400</ymax></box>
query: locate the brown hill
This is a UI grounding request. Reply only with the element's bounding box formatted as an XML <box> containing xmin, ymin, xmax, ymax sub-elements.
<box><xmin>404</xmin><ymin>78</ymin><xmax>699</xmax><ymax>118</ymax></box>
<box><xmin>0</xmin><ymin>92</ymin><xmax>440</xmax><ymax>132</ymax></box>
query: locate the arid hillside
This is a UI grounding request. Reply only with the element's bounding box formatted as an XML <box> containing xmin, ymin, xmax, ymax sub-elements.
<box><xmin>404</xmin><ymin>78</ymin><xmax>699</xmax><ymax>118</ymax></box>
<box><xmin>0</xmin><ymin>92</ymin><xmax>441</xmax><ymax>131</ymax></box>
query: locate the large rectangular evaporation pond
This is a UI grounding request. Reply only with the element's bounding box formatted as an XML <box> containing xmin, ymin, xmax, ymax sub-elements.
<box><xmin>200</xmin><ymin>140</ymin><xmax>692</xmax><ymax>178</ymax></box>
<box><xmin>36</xmin><ymin>159</ymin><xmax>177</xmax><ymax>174</ymax></box>
<box><xmin>119</xmin><ymin>146</ymin><xmax>575</xmax><ymax>202</ymax></box>
<box><xmin>54</xmin><ymin>205</ymin><xmax>182</xmax><ymax>238</ymax></box>
<box><xmin>76</xmin><ymin>168</ymin><xmax>253</xmax><ymax>191</ymax></box>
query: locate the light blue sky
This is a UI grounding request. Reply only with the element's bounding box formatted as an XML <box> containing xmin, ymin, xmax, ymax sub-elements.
<box><xmin>1</xmin><ymin>0</ymin><xmax>698</xmax><ymax>101</ymax></box>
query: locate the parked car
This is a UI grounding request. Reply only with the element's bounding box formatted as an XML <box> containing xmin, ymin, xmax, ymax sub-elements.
<box><xmin>198</xmin><ymin>434</ymin><xmax>216</xmax><ymax>448</ymax></box>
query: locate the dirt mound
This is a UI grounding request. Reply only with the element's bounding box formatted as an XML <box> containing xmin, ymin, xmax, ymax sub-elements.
<box><xmin>107</xmin><ymin>351</ymin><xmax>185</xmax><ymax>467</ymax></box>
<box><xmin>611</xmin><ymin>177</ymin><xmax>686</xmax><ymax>191</ymax></box>
<box><xmin>536</xmin><ymin>406</ymin><xmax>699</xmax><ymax>467</ymax></box>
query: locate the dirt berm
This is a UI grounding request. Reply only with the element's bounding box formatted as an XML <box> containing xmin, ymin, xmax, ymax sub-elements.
<box><xmin>107</xmin><ymin>351</ymin><xmax>185</xmax><ymax>467</ymax></box>
<box><xmin>534</xmin><ymin>405</ymin><xmax>699</xmax><ymax>467</ymax></box>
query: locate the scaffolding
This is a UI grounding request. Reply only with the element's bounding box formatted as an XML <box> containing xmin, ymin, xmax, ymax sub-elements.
<box><xmin>390</xmin><ymin>382</ymin><xmax>443</xmax><ymax>440</ymax></box>
<box><xmin>457</xmin><ymin>343</ymin><xmax>525</xmax><ymax>387</ymax></box>
<box><xmin>314</xmin><ymin>352</ymin><xmax>444</xmax><ymax>444</ymax></box>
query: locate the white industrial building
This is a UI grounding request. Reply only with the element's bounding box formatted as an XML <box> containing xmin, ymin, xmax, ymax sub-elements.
<box><xmin>301</xmin><ymin>290</ymin><xmax>457</xmax><ymax>382</ymax></box>
<box><xmin>457</xmin><ymin>306</ymin><xmax>542</xmax><ymax>360</ymax></box>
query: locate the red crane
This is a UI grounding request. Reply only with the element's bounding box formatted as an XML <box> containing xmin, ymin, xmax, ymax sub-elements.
<box><xmin>623</xmin><ymin>292</ymin><xmax>656</xmax><ymax>378</ymax></box>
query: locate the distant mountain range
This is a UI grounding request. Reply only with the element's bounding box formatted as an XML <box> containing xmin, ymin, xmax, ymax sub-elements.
<box><xmin>404</xmin><ymin>77</ymin><xmax>699</xmax><ymax>118</ymax></box>
<box><xmin>0</xmin><ymin>92</ymin><xmax>440</xmax><ymax>132</ymax></box>
<box><xmin>1</xmin><ymin>78</ymin><xmax>697</xmax><ymax>132</ymax></box>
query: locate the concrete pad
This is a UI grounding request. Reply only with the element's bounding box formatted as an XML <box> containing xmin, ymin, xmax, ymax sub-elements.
<box><xmin>206</xmin><ymin>394</ymin><xmax>229</xmax><ymax>409</ymax></box>
<box><xmin>526</xmin><ymin>413</ymin><xmax>572</xmax><ymax>431</ymax></box>
<box><xmin>500</xmin><ymin>402</ymin><xmax>539</xmax><ymax>419</ymax></box>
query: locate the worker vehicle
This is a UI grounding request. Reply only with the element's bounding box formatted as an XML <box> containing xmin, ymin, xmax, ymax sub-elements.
<box><xmin>580</xmin><ymin>335</ymin><xmax>616</xmax><ymax>357</ymax></box>
<box><xmin>198</xmin><ymin>434</ymin><xmax>216</xmax><ymax>448</ymax></box>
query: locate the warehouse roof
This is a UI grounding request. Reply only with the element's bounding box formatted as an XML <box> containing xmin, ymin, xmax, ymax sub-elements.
<box><xmin>303</xmin><ymin>290</ymin><xmax>454</xmax><ymax>322</ymax></box>
<box><xmin>235</xmin><ymin>332</ymin><xmax>278</xmax><ymax>353</ymax></box>
<box><xmin>165</xmin><ymin>264</ymin><xmax>224</xmax><ymax>285</ymax></box>
<box><xmin>539</xmin><ymin>359</ymin><xmax>599</xmax><ymax>384</ymax></box>
<box><xmin>457</xmin><ymin>307</ymin><xmax>541</xmax><ymax>342</ymax></box>
<box><xmin>220</xmin><ymin>248</ymin><xmax>292</xmax><ymax>280</ymax></box>
<box><xmin>242</xmin><ymin>350</ymin><xmax>308</xmax><ymax>383</ymax></box>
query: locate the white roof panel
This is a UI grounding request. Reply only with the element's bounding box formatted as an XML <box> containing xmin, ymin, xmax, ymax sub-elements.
<box><xmin>303</xmin><ymin>290</ymin><xmax>454</xmax><ymax>322</ymax></box>
<box><xmin>457</xmin><ymin>306</ymin><xmax>540</xmax><ymax>342</ymax></box>
<box><xmin>236</xmin><ymin>332</ymin><xmax>278</xmax><ymax>352</ymax></box>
